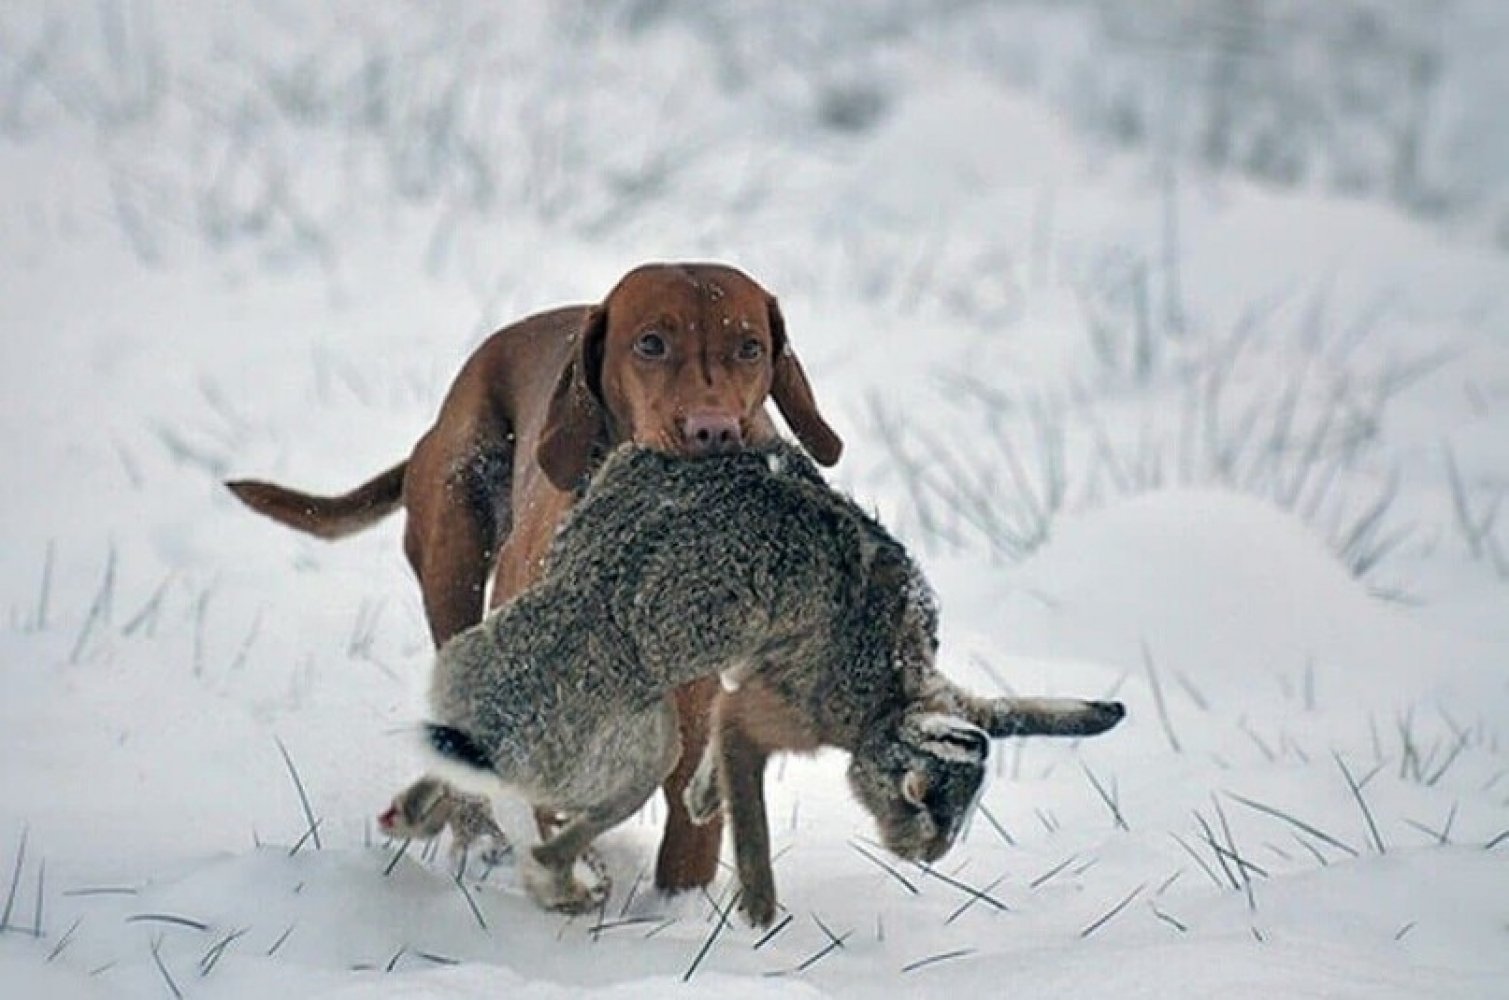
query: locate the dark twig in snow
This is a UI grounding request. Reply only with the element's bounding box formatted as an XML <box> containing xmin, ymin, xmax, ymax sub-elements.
<box><xmin>1</xmin><ymin>826</ymin><xmax>26</xmax><ymax>931</ymax></box>
<box><xmin>150</xmin><ymin>934</ymin><xmax>183</xmax><ymax>999</ymax></box>
<box><xmin>1030</xmin><ymin>853</ymin><xmax>1080</xmax><ymax>890</ymax></box>
<box><xmin>1334</xmin><ymin>753</ymin><xmax>1386</xmax><ymax>854</ymax></box>
<box><xmin>1226</xmin><ymin>791</ymin><xmax>1358</xmax><ymax>858</ymax></box>
<box><xmin>902</xmin><ymin>948</ymin><xmax>975</xmax><ymax>973</ymax></box>
<box><xmin>127</xmin><ymin>913</ymin><xmax>210</xmax><ymax>932</ymax></box>
<box><xmin>976</xmin><ymin>803</ymin><xmax>1017</xmax><ymax>846</ymax></box>
<box><xmin>452</xmin><ymin>871</ymin><xmax>486</xmax><ymax>930</ymax></box>
<box><xmin>1080</xmin><ymin>763</ymin><xmax>1129</xmax><ymax>830</ymax></box>
<box><xmin>1142</xmin><ymin>640</ymin><xmax>1182</xmax><ymax>753</ymax></box>
<box><xmin>848</xmin><ymin>840</ymin><xmax>918</xmax><ymax>895</ymax></box>
<box><xmin>274</xmin><ymin>737</ymin><xmax>321</xmax><ymax>851</ymax></box>
<box><xmin>199</xmin><ymin>927</ymin><xmax>248</xmax><ymax>977</ymax></box>
<box><xmin>682</xmin><ymin>888</ymin><xmax>740</xmax><ymax>982</ymax></box>
<box><xmin>912</xmin><ymin>861</ymin><xmax>1009</xmax><ymax>912</ymax></box>
<box><xmin>753</xmin><ymin>912</ymin><xmax>794</xmax><ymax>950</ymax></box>
<box><xmin>1169</xmin><ymin>832</ymin><xmax>1225</xmax><ymax>889</ymax></box>
<box><xmin>1080</xmin><ymin>883</ymin><xmax>1146</xmax><ymax>938</ymax></box>
<box><xmin>46</xmin><ymin>916</ymin><xmax>82</xmax><ymax>962</ymax></box>
<box><xmin>265</xmin><ymin>923</ymin><xmax>295</xmax><ymax>956</ymax></box>
<box><xmin>944</xmin><ymin>873</ymin><xmax>1006</xmax><ymax>925</ymax></box>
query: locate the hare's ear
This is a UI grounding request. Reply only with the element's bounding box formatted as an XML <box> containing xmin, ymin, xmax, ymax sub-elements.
<box><xmin>766</xmin><ymin>296</ymin><xmax>843</xmax><ymax>467</ymax></box>
<box><xmin>972</xmin><ymin>697</ymin><xmax>1127</xmax><ymax>738</ymax></box>
<box><xmin>537</xmin><ymin>307</ymin><xmax>608</xmax><ymax>491</ymax></box>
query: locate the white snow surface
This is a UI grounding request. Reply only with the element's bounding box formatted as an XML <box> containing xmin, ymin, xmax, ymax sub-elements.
<box><xmin>1</xmin><ymin>3</ymin><xmax>1507</xmax><ymax>998</ymax></box>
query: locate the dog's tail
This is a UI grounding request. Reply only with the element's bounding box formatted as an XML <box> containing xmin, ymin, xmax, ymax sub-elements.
<box><xmin>225</xmin><ymin>461</ymin><xmax>406</xmax><ymax>540</ymax></box>
<box><xmin>424</xmin><ymin>723</ymin><xmax>494</xmax><ymax>772</ymax></box>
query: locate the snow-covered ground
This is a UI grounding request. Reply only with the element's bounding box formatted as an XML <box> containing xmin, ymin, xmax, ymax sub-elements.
<box><xmin>2</xmin><ymin>3</ymin><xmax>1506</xmax><ymax>997</ymax></box>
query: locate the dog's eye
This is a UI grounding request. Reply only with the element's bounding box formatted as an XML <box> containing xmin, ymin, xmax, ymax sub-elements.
<box><xmin>736</xmin><ymin>338</ymin><xmax>764</xmax><ymax>362</ymax></box>
<box><xmin>634</xmin><ymin>331</ymin><xmax>668</xmax><ymax>360</ymax></box>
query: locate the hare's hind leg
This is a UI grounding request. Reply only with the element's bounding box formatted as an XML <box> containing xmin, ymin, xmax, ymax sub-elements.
<box><xmin>523</xmin><ymin>701</ymin><xmax>680</xmax><ymax>913</ymax></box>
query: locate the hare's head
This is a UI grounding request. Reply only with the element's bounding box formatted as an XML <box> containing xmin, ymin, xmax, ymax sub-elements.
<box><xmin>847</xmin><ymin>708</ymin><xmax>989</xmax><ymax>862</ymax></box>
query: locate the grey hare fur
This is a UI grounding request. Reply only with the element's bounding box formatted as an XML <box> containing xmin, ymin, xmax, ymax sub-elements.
<box><xmin>420</xmin><ymin>440</ymin><xmax>1125</xmax><ymax>916</ymax></box>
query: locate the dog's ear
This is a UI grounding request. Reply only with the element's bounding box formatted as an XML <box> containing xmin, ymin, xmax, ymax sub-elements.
<box><xmin>766</xmin><ymin>296</ymin><xmax>843</xmax><ymax>467</ymax></box>
<box><xmin>537</xmin><ymin>307</ymin><xmax>608</xmax><ymax>492</ymax></box>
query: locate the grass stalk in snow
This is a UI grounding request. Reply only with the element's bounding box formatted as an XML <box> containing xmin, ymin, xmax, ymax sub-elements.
<box><xmin>1142</xmin><ymin>640</ymin><xmax>1182</xmax><ymax>754</ymax></box>
<box><xmin>1334</xmin><ymin>753</ymin><xmax>1386</xmax><ymax>854</ymax></box>
<box><xmin>265</xmin><ymin>923</ymin><xmax>296</xmax><ymax>956</ymax></box>
<box><xmin>1079</xmin><ymin>882</ymin><xmax>1146</xmax><ymax>938</ymax></box>
<box><xmin>31</xmin><ymin>540</ymin><xmax>54</xmax><ymax>632</ymax></box>
<box><xmin>681</xmin><ymin>887</ymin><xmax>739</xmax><ymax>982</ymax></box>
<box><xmin>911</xmin><ymin>859</ymin><xmax>1009</xmax><ymax>912</ymax></box>
<box><xmin>0</xmin><ymin>827</ymin><xmax>26</xmax><ymax>932</ymax></box>
<box><xmin>274</xmin><ymin>737</ymin><xmax>322</xmax><ymax>851</ymax></box>
<box><xmin>1226</xmin><ymin>791</ymin><xmax>1359</xmax><ymax>858</ymax></box>
<box><xmin>1029</xmin><ymin>854</ymin><xmax>1080</xmax><ymax>890</ymax></box>
<box><xmin>127</xmin><ymin>913</ymin><xmax>210</xmax><ymax>932</ymax></box>
<box><xmin>848</xmin><ymin>840</ymin><xmax>918</xmax><ymax>895</ymax></box>
<box><xmin>149</xmin><ymin>934</ymin><xmax>183</xmax><ymax>999</ymax></box>
<box><xmin>452</xmin><ymin>870</ymin><xmax>486</xmax><ymax>930</ymax></box>
<box><xmin>1169</xmin><ymin>831</ymin><xmax>1226</xmax><ymax>889</ymax></box>
<box><xmin>902</xmin><ymin>948</ymin><xmax>976</xmax><ymax>974</ymax></box>
<box><xmin>792</xmin><ymin>914</ymin><xmax>851</xmax><ymax>973</ymax></box>
<box><xmin>975</xmin><ymin>803</ymin><xmax>1017</xmax><ymax>846</ymax></box>
<box><xmin>69</xmin><ymin>544</ymin><xmax>117</xmax><ymax>664</ymax></box>
<box><xmin>1080</xmin><ymin>763</ymin><xmax>1129</xmax><ymax>830</ymax></box>
<box><xmin>199</xmin><ymin>927</ymin><xmax>248</xmax><ymax>977</ymax></box>
<box><xmin>944</xmin><ymin>872</ymin><xmax>1006</xmax><ymax>924</ymax></box>
<box><xmin>753</xmin><ymin>912</ymin><xmax>794</xmax><ymax>950</ymax></box>
<box><xmin>46</xmin><ymin>916</ymin><xmax>82</xmax><ymax>962</ymax></box>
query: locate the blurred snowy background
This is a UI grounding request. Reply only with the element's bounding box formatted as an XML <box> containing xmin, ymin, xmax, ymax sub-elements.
<box><xmin>1</xmin><ymin>2</ymin><xmax>1506</xmax><ymax>997</ymax></box>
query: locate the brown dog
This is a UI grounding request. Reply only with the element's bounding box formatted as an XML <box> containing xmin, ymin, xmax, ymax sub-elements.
<box><xmin>227</xmin><ymin>262</ymin><xmax>842</xmax><ymax>890</ymax></box>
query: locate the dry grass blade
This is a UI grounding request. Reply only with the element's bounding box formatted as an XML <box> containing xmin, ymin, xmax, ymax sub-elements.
<box><xmin>1080</xmin><ymin>882</ymin><xmax>1146</xmax><ymax>938</ymax></box>
<box><xmin>913</xmin><ymin>861</ymin><xmax>1009</xmax><ymax>912</ymax></box>
<box><xmin>47</xmin><ymin>916</ymin><xmax>83</xmax><ymax>962</ymax></box>
<box><xmin>753</xmin><ymin>912</ymin><xmax>794</xmax><ymax>950</ymax></box>
<box><xmin>1141</xmin><ymin>640</ymin><xmax>1182</xmax><ymax>754</ymax></box>
<box><xmin>1168</xmin><ymin>831</ymin><xmax>1226</xmax><ymax>889</ymax></box>
<box><xmin>1030</xmin><ymin>853</ymin><xmax>1080</xmax><ymax>890</ymax></box>
<box><xmin>199</xmin><ymin>927</ymin><xmax>248</xmax><ymax>977</ymax></box>
<box><xmin>944</xmin><ymin>873</ymin><xmax>1007</xmax><ymax>925</ymax></box>
<box><xmin>848</xmin><ymin>840</ymin><xmax>918</xmax><ymax>895</ymax></box>
<box><xmin>382</xmin><ymin>839</ymin><xmax>412</xmax><ymax>876</ymax></box>
<box><xmin>902</xmin><ymin>948</ymin><xmax>975</xmax><ymax>973</ymax></box>
<box><xmin>976</xmin><ymin>803</ymin><xmax>1017</xmax><ymax>846</ymax></box>
<box><xmin>1483</xmin><ymin>828</ymin><xmax>1509</xmax><ymax>851</ymax></box>
<box><xmin>682</xmin><ymin>888</ymin><xmax>740</xmax><ymax>982</ymax></box>
<box><xmin>265</xmin><ymin>923</ymin><xmax>296</xmax><ymax>956</ymax></box>
<box><xmin>1225</xmin><ymin>791</ymin><xmax>1358</xmax><ymax>858</ymax></box>
<box><xmin>149</xmin><ymin>934</ymin><xmax>183</xmax><ymax>999</ymax></box>
<box><xmin>1080</xmin><ymin>763</ymin><xmax>1129</xmax><ymax>830</ymax></box>
<box><xmin>1</xmin><ymin>826</ymin><xmax>26</xmax><ymax>931</ymax></box>
<box><xmin>1334</xmin><ymin>753</ymin><xmax>1386</xmax><ymax>854</ymax></box>
<box><xmin>127</xmin><ymin>913</ymin><xmax>210</xmax><ymax>932</ymax></box>
<box><xmin>452</xmin><ymin>871</ymin><xmax>486</xmax><ymax>930</ymax></box>
<box><xmin>274</xmin><ymin>737</ymin><xmax>321</xmax><ymax>851</ymax></box>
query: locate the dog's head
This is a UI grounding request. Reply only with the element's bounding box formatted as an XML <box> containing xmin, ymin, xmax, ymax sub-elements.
<box><xmin>537</xmin><ymin>263</ymin><xmax>842</xmax><ymax>491</ymax></box>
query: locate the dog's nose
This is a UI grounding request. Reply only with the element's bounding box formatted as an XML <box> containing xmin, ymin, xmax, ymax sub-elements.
<box><xmin>683</xmin><ymin>411</ymin><xmax>743</xmax><ymax>455</ymax></box>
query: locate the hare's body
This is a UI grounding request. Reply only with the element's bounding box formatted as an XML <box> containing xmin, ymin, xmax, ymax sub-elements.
<box><xmin>420</xmin><ymin>442</ymin><xmax>1124</xmax><ymax>914</ymax></box>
